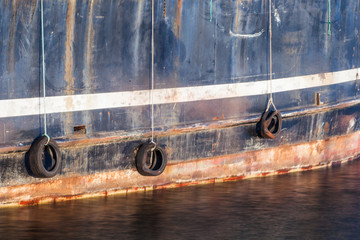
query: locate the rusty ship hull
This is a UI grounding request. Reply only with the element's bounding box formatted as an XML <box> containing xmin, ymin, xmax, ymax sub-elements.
<box><xmin>0</xmin><ymin>0</ymin><xmax>360</xmax><ymax>206</ymax></box>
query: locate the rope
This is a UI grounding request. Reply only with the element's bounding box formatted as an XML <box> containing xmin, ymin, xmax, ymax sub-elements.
<box><xmin>210</xmin><ymin>0</ymin><xmax>213</xmax><ymax>22</ymax></box>
<box><xmin>266</xmin><ymin>0</ymin><xmax>276</xmax><ymax>112</ymax></box>
<box><xmin>328</xmin><ymin>0</ymin><xmax>331</xmax><ymax>36</ymax></box>
<box><xmin>150</xmin><ymin>0</ymin><xmax>156</xmax><ymax>150</ymax></box>
<box><xmin>40</xmin><ymin>0</ymin><xmax>50</xmax><ymax>144</ymax></box>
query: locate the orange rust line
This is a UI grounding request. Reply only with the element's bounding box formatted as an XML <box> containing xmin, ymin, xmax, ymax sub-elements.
<box><xmin>1</xmin><ymin>131</ymin><xmax>360</xmax><ymax>208</ymax></box>
<box><xmin>7</xmin><ymin>158</ymin><xmax>356</xmax><ymax>208</ymax></box>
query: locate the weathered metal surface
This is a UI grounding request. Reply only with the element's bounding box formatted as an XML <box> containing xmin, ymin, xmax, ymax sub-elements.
<box><xmin>0</xmin><ymin>0</ymin><xmax>359</xmax><ymax>205</ymax></box>
<box><xmin>0</xmin><ymin>0</ymin><xmax>359</xmax><ymax>145</ymax></box>
<box><xmin>0</xmin><ymin>102</ymin><xmax>359</xmax><ymax>187</ymax></box>
<box><xmin>1</xmin><ymin>129</ymin><xmax>360</xmax><ymax>207</ymax></box>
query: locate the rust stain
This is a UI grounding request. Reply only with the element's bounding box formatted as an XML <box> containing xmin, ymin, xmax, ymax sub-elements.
<box><xmin>64</xmin><ymin>0</ymin><xmax>76</xmax><ymax>94</ymax></box>
<box><xmin>0</xmin><ymin>158</ymin><xmax>357</xmax><ymax>208</ymax></box>
<box><xmin>301</xmin><ymin>165</ymin><xmax>313</xmax><ymax>170</ymax></box>
<box><xmin>2</xmin><ymin>129</ymin><xmax>360</xmax><ymax>207</ymax></box>
<box><xmin>83</xmin><ymin>0</ymin><xmax>96</xmax><ymax>92</ymax></box>
<box><xmin>1</xmin><ymin>111</ymin><xmax>360</xmax><ymax>206</ymax></box>
<box><xmin>233</xmin><ymin>0</ymin><xmax>242</xmax><ymax>32</ymax></box>
<box><xmin>211</xmin><ymin>142</ymin><xmax>218</xmax><ymax>152</ymax></box>
<box><xmin>64</xmin><ymin>0</ymin><xmax>77</xmax><ymax>135</ymax></box>
<box><xmin>212</xmin><ymin>114</ymin><xmax>225</xmax><ymax>121</ymax></box>
<box><xmin>172</xmin><ymin>0</ymin><xmax>183</xmax><ymax>78</ymax></box>
<box><xmin>163</xmin><ymin>0</ymin><xmax>167</xmax><ymax>17</ymax></box>
<box><xmin>80</xmin><ymin>0</ymin><xmax>97</xmax><ymax>133</ymax></box>
<box><xmin>223</xmin><ymin>176</ymin><xmax>245</xmax><ymax>182</ymax></box>
<box><xmin>319</xmin><ymin>73</ymin><xmax>326</xmax><ymax>80</ymax></box>
<box><xmin>154</xmin><ymin>179</ymin><xmax>215</xmax><ymax>190</ymax></box>
<box><xmin>276</xmin><ymin>169</ymin><xmax>290</xmax><ymax>174</ymax></box>
<box><xmin>19</xmin><ymin>199</ymin><xmax>39</xmax><ymax>206</ymax></box>
<box><xmin>323</xmin><ymin>122</ymin><xmax>330</xmax><ymax>133</ymax></box>
<box><xmin>173</xmin><ymin>0</ymin><xmax>183</xmax><ymax>39</ymax></box>
<box><xmin>28</xmin><ymin>1</ymin><xmax>37</xmax><ymax>24</ymax></box>
<box><xmin>4</xmin><ymin>98</ymin><xmax>360</xmax><ymax>155</ymax></box>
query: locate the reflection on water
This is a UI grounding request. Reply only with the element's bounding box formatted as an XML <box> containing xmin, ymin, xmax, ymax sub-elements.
<box><xmin>1</xmin><ymin>160</ymin><xmax>360</xmax><ymax>239</ymax></box>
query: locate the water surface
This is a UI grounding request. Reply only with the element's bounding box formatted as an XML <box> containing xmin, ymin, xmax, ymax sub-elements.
<box><xmin>1</xmin><ymin>160</ymin><xmax>360</xmax><ymax>239</ymax></box>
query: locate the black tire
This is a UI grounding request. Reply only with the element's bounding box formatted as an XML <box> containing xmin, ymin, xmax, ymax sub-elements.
<box><xmin>259</xmin><ymin>110</ymin><xmax>282</xmax><ymax>139</ymax></box>
<box><xmin>135</xmin><ymin>142</ymin><xmax>167</xmax><ymax>176</ymax></box>
<box><xmin>28</xmin><ymin>136</ymin><xmax>62</xmax><ymax>178</ymax></box>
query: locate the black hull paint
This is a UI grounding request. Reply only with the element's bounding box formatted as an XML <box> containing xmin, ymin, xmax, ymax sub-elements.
<box><xmin>0</xmin><ymin>0</ymin><xmax>359</xmax><ymax>204</ymax></box>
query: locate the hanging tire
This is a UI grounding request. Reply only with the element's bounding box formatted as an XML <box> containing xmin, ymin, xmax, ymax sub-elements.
<box><xmin>135</xmin><ymin>142</ymin><xmax>167</xmax><ymax>176</ymax></box>
<box><xmin>28</xmin><ymin>135</ymin><xmax>62</xmax><ymax>178</ymax></box>
<box><xmin>259</xmin><ymin>110</ymin><xmax>282</xmax><ymax>139</ymax></box>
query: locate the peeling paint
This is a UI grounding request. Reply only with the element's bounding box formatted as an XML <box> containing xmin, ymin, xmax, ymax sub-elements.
<box><xmin>2</xmin><ymin>125</ymin><xmax>360</xmax><ymax>206</ymax></box>
<box><xmin>230</xmin><ymin>29</ymin><xmax>265</xmax><ymax>38</ymax></box>
<box><xmin>0</xmin><ymin>0</ymin><xmax>359</xmax><ymax>207</ymax></box>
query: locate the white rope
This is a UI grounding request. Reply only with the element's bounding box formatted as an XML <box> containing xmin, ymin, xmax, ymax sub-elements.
<box><xmin>150</xmin><ymin>0</ymin><xmax>156</xmax><ymax>149</ymax></box>
<box><xmin>328</xmin><ymin>0</ymin><xmax>331</xmax><ymax>36</ymax></box>
<box><xmin>41</xmin><ymin>0</ymin><xmax>50</xmax><ymax>144</ymax></box>
<box><xmin>266</xmin><ymin>0</ymin><xmax>277</xmax><ymax>112</ymax></box>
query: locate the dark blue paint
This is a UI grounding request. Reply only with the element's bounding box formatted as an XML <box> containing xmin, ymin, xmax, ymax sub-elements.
<box><xmin>1</xmin><ymin>101</ymin><xmax>359</xmax><ymax>186</ymax></box>
<box><xmin>0</xmin><ymin>1</ymin><xmax>359</xmax><ymax>151</ymax></box>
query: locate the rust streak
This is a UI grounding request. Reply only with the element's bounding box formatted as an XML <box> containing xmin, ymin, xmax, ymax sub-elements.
<box><xmin>83</xmin><ymin>0</ymin><xmax>95</xmax><ymax>92</ymax></box>
<box><xmin>234</xmin><ymin>0</ymin><xmax>242</xmax><ymax>32</ymax></box>
<box><xmin>64</xmin><ymin>0</ymin><xmax>77</xmax><ymax>135</ymax></box>
<box><xmin>173</xmin><ymin>0</ymin><xmax>183</xmax><ymax>39</ymax></box>
<box><xmin>276</xmin><ymin>169</ymin><xmax>290</xmax><ymax>174</ymax></box>
<box><xmin>0</xmin><ymin>152</ymin><xmax>358</xmax><ymax>208</ymax></box>
<box><xmin>81</xmin><ymin>0</ymin><xmax>96</xmax><ymax>133</ymax></box>
<box><xmin>172</xmin><ymin>0</ymin><xmax>183</xmax><ymax>77</ymax></box>
<box><xmin>64</xmin><ymin>0</ymin><xmax>76</xmax><ymax>95</ymax></box>
<box><xmin>301</xmin><ymin>165</ymin><xmax>313</xmax><ymax>170</ymax></box>
<box><xmin>19</xmin><ymin>199</ymin><xmax>39</xmax><ymax>206</ymax></box>
<box><xmin>223</xmin><ymin>176</ymin><xmax>246</xmax><ymax>182</ymax></box>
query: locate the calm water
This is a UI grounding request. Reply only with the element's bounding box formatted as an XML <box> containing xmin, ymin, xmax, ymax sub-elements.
<box><xmin>1</xmin><ymin>161</ymin><xmax>360</xmax><ymax>240</ymax></box>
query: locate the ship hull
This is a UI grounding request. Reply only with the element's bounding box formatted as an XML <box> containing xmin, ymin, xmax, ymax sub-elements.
<box><xmin>2</xmin><ymin>99</ymin><xmax>360</xmax><ymax>206</ymax></box>
<box><xmin>0</xmin><ymin>0</ymin><xmax>360</xmax><ymax>206</ymax></box>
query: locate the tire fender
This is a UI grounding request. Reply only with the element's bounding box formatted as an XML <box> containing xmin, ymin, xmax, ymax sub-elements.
<box><xmin>259</xmin><ymin>110</ymin><xmax>282</xmax><ymax>139</ymax></box>
<box><xmin>135</xmin><ymin>142</ymin><xmax>167</xmax><ymax>176</ymax></box>
<box><xmin>28</xmin><ymin>136</ymin><xmax>62</xmax><ymax>178</ymax></box>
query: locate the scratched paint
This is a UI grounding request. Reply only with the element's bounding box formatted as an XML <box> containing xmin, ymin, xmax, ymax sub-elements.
<box><xmin>0</xmin><ymin>0</ymin><xmax>359</xmax><ymax>205</ymax></box>
<box><xmin>1</xmin><ymin>101</ymin><xmax>360</xmax><ymax>185</ymax></box>
<box><xmin>0</xmin><ymin>0</ymin><xmax>358</xmax><ymax>144</ymax></box>
<box><xmin>1</xmin><ymin>129</ymin><xmax>359</xmax><ymax>207</ymax></box>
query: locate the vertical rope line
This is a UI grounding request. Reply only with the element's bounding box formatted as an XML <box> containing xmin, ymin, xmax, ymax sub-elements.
<box><xmin>269</xmin><ymin>0</ymin><xmax>272</xmax><ymax>85</ymax></box>
<box><xmin>328</xmin><ymin>0</ymin><xmax>331</xmax><ymax>36</ymax></box>
<box><xmin>210</xmin><ymin>0</ymin><xmax>213</xmax><ymax>22</ymax></box>
<box><xmin>151</xmin><ymin>0</ymin><xmax>155</xmax><ymax>144</ymax></box>
<box><xmin>40</xmin><ymin>0</ymin><xmax>49</xmax><ymax>142</ymax></box>
<box><xmin>267</xmin><ymin>0</ymin><xmax>276</xmax><ymax>111</ymax></box>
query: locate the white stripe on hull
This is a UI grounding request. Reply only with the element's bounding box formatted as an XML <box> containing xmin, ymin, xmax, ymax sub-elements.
<box><xmin>0</xmin><ymin>68</ymin><xmax>358</xmax><ymax>118</ymax></box>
